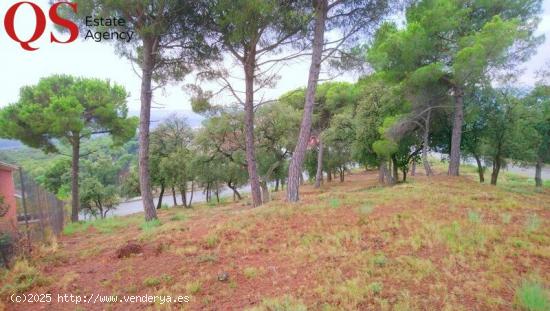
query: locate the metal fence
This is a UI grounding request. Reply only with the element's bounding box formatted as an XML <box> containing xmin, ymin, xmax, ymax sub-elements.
<box><xmin>14</xmin><ymin>169</ymin><xmax>65</xmax><ymax>244</ymax></box>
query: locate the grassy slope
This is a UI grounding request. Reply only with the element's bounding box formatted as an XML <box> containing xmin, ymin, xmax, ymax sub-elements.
<box><xmin>1</xmin><ymin>165</ymin><xmax>549</xmax><ymax>311</ymax></box>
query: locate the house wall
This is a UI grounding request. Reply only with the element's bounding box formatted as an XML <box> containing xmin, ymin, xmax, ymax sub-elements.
<box><xmin>0</xmin><ymin>169</ymin><xmax>17</xmax><ymax>232</ymax></box>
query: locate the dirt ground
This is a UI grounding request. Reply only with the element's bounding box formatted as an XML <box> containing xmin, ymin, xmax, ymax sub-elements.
<box><xmin>2</xmin><ymin>170</ymin><xmax>549</xmax><ymax>310</ymax></box>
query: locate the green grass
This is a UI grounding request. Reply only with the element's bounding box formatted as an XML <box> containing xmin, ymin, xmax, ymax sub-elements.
<box><xmin>243</xmin><ymin>267</ymin><xmax>260</xmax><ymax>279</ymax></box>
<box><xmin>142</xmin><ymin>277</ymin><xmax>161</xmax><ymax>287</ymax></box>
<box><xmin>63</xmin><ymin>217</ymin><xmax>136</xmax><ymax>235</ymax></box>
<box><xmin>0</xmin><ymin>260</ymin><xmax>50</xmax><ymax>296</ymax></box>
<box><xmin>205</xmin><ymin>233</ymin><xmax>220</xmax><ymax>248</ymax></box>
<box><xmin>169</xmin><ymin>213</ymin><xmax>186</xmax><ymax>221</ymax></box>
<box><xmin>186</xmin><ymin>280</ymin><xmax>202</xmax><ymax>294</ymax></box>
<box><xmin>440</xmin><ymin>221</ymin><xmax>487</xmax><ymax>254</ymax></box>
<box><xmin>525</xmin><ymin>214</ymin><xmax>541</xmax><ymax>233</ymax></box>
<box><xmin>515</xmin><ymin>280</ymin><xmax>549</xmax><ymax>311</ymax></box>
<box><xmin>329</xmin><ymin>198</ymin><xmax>341</xmax><ymax>209</ymax></box>
<box><xmin>140</xmin><ymin>219</ymin><xmax>162</xmax><ymax>231</ymax></box>
<box><xmin>358</xmin><ymin>204</ymin><xmax>374</xmax><ymax>215</ymax></box>
<box><xmin>369</xmin><ymin>282</ymin><xmax>383</xmax><ymax>295</ymax></box>
<box><xmin>468</xmin><ymin>210</ymin><xmax>483</xmax><ymax>224</ymax></box>
<box><xmin>247</xmin><ymin>295</ymin><xmax>307</xmax><ymax>311</ymax></box>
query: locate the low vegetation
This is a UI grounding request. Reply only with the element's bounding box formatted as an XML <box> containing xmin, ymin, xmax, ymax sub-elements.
<box><xmin>1</xmin><ymin>167</ymin><xmax>548</xmax><ymax>310</ymax></box>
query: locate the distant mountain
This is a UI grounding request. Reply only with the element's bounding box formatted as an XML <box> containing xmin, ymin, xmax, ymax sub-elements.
<box><xmin>128</xmin><ymin>109</ymin><xmax>204</xmax><ymax>128</ymax></box>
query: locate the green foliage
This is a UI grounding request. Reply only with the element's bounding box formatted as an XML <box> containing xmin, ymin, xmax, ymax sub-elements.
<box><xmin>140</xmin><ymin>219</ymin><xmax>162</xmax><ymax>232</ymax></box>
<box><xmin>0</xmin><ymin>260</ymin><xmax>50</xmax><ymax>296</ymax></box>
<box><xmin>63</xmin><ymin>217</ymin><xmax>135</xmax><ymax>235</ymax></box>
<box><xmin>525</xmin><ymin>214</ymin><xmax>541</xmax><ymax>233</ymax></box>
<box><xmin>515</xmin><ymin>280</ymin><xmax>549</xmax><ymax>311</ymax></box>
<box><xmin>0</xmin><ymin>75</ymin><xmax>137</xmax><ymax>153</ymax></box>
<box><xmin>142</xmin><ymin>277</ymin><xmax>161</xmax><ymax>288</ymax></box>
<box><xmin>247</xmin><ymin>295</ymin><xmax>307</xmax><ymax>311</ymax></box>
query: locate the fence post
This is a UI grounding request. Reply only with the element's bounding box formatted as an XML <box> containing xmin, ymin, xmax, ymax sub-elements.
<box><xmin>18</xmin><ymin>167</ymin><xmax>31</xmax><ymax>253</ymax></box>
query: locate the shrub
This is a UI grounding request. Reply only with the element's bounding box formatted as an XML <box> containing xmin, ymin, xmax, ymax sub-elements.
<box><xmin>143</xmin><ymin>277</ymin><xmax>161</xmax><ymax>287</ymax></box>
<box><xmin>205</xmin><ymin>233</ymin><xmax>219</xmax><ymax>248</ymax></box>
<box><xmin>369</xmin><ymin>282</ymin><xmax>383</xmax><ymax>295</ymax></box>
<box><xmin>515</xmin><ymin>280</ymin><xmax>549</xmax><ymax>311</ymax></box>
<box><xmin>243</xmin><ymin>267</ymin><xmax>259</xmax><ymax>279</ymax></box>
<box><xmin>186</xmin><ymin>280</ymin><xmax>201</xmax><ymax>294</ymax></box>
<box><xmin>0</xmin><ymin>260</ymin><xmax>50</xmax><ymax>296</ymax></box>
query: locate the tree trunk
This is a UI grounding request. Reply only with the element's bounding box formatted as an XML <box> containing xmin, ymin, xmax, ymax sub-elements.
<box><xmin>260</xmin><ymin>181</ymin><xmax>270</xmax><ymax>203</ymax></box>
<box><xmin>379</xmin><ymin>160</ymin><xmax>387</xmax><ymax>184</ymax></box>
<box><xmin>139</xmin><ymin>37</ymin><xmax>157</xmax><ymax>221</ymax></box>
<box><xmin>187</xmin><ymin>181</ymin><xmax>194</xmax><ymax>208</ymax></box>
<box><xmin>535</xmin><ymin>158</ymin><xmax>542</xmax><ymax>188</ymax></box>
<box><xmin>392</xmin><ymin>155</ymin><xmax>399</xmax><ymax>183</ymax></box>
<box><xmin>243</xmin><ymin>49</ymin><xmax>263</xmax><ymax>207</ymax></box>
<box><xmin>422</xmin><ymin>110</ymin><xmax>433</xmax><ymax>177</ymax></box>
<box><xmin>315</xmin><ymin>137</ymin><xmax>324</xmax><ymax>188</ymax></box>
<box><xmin>402</xmin><ymin>169</ymin><xmax>407</xmax><ymax>182</ymax></box>
<box><xmin>228</xmin><ymin>183</ymin><xmax>242</xmax><ymax>200</ymax></box>
<box><xmin>448</xmin><ymin>86</ymin><xmax>464</xmax><ymax>176</ymax></box>
<box><xmin>70</xmin><ymin>137</ymin><xmax>80</xmax><ymax>222</ymax></box>
<box><xmin>156</xmin><ymin>183</ymin><xmax>165</xmax><ymax>209</ymax></box>
<box><xmin>215</xmin><ymin>186</ymin><xmax>220</xmax><ymax>204</ymax></box>
<box><xmin>287</xmin><ymin>0</ymin><xmax>328</xmax><ymax>202</ymax></box>
<box><xmin>274</xmin><ymin>179</ymin><xmax>279</xmax><ymax>192</ymax></box>
<box><xmin>327</xmin><ymin>169</ymin><xmax>332</xmax><ymax>182</ymax></box>
<box><xmin>339</xmin><ymin>168</ymin><xmax>344</xmax><ymax>182</ymax></box>
<box><xmin>411</xmin><ymin>161</ymin><xmax>416</xmax><ymax>176</ymax></box>
<box><xmin>171</xmin><ymin>186</ymin><xmax>177</xmax><ymax>206</ymax></box>
<box><xmin>180</xmin><ymin>185</ymin><xmax>187</xmax><ymax>208</ymax></box>
<box><xmin>490</xmin><ymin>157</ymin><xmax>501</xmax><ymax>185</ymax></box>
<box><xmin>474</xmin><ymin>154</ymin><xmax>485</xmax><ymax>183</ymax></box>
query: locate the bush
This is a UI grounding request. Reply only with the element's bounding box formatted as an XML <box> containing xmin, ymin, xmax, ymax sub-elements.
<box><xmin>0</xmin><ymin>232</ymin><xmax>15</xmax><ymax>268</ymax></box>
<box><xmin>515</xmin><ymin>280</ymin><xmax>549</xmax><ymax>311</ymax></box>
<box><xmin>0</xmin><ymin>260</ymin><xmax>50</xmax><ymax>296</ymax></box>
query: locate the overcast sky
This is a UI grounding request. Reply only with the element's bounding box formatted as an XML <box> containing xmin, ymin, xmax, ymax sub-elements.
<box><xmin>0</xmin><ymin>0</ymin><xmax>549</xmax><ymax>112</ymax></box>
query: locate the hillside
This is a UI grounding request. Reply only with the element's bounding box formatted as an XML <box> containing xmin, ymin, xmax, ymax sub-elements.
<box><xmin>1</xmin><ymin>168</ymin><xmax>549</xmax><ymax>311</ymax></box>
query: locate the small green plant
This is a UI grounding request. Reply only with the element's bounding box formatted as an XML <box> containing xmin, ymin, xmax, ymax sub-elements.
<box><xmin>140</xmin><ymin>219</ymin><xmax>162</xmax><ymax>232</ymax></box>
<box><xmin>369</xmin><ymin>282</ymin><xmax>383</xmax><ymax>295</ymax></box>
<box><xmin>170</xmin><ymin>213</ymin><xmax>186</xmax><ymax>221</ymax></box>
<box><xmin>243</xmin><ymin>267</ymin><xmax>259</xmax><ymax>279</ymax></box>
<box><xmin>205</xmin><ymin>233</ymin><xmax>219</xmax><ymax>248</ymax></box>
<box><xmin>515</xmin><ymin>280</ymin><xmax>549</xmax><ymax>311</ymax></box>
<box><xmin>142</xmin><ymin>277</ymin><xmax>161</xmax><ymax>287</ymax></box>
<box><xmin>468</xmin><ymin>210</ymin><xmax>482</xmax><ymax>224</ymax></box>
<box><xmin>358</xmin><ymin>205</ymin><xmax>374</xmax><ymax>215</ymax></box>
<box><xmin>525</xmin><ymin>214</ymin><xmax>541</xmax><ymax>233</ymax></box>
<box><xmin>197</xmin><ymin>254</ymin><xmax>218</xmax><ymax>263</ymax></box>
<box><xmin>329</xmin><ymin>198</ymin><xmax>341</xmax><ymax>209</ymax></box>
<box><xmin>372</xmin><ymin>253</ymin><xmax>387</xmax><ymax>267</ymax></box>
<box><xmin>501</xmin><ymin>213</ymin><xmax>512</xmax><ymax>224</ymax></box>
<box><xmin>247</xmin><ymin>295</ymin><xmax>307</xmax><ymax>311</ymax></box>
<box><xmin>63</xmin><ymin>221</ymin><xmax>90</xmax><ymax>235</ymax></box>
<box><xmin>186</xmin><ymin>280</ymin><xmax>202</xmax><ymax>294</ymax></box>
<box><xmin>0</xmin><ymin>260</ymin><xmax>50</xmax><ymax>295</ymax></box>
